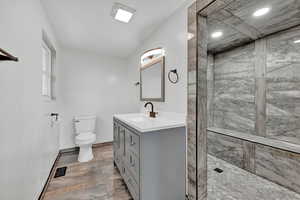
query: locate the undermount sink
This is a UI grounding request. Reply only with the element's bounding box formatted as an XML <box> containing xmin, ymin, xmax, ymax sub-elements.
<box><xmin>128</xmin><ymin>116</ymin><xmax>149</xmax><ymax>123</ymax></box>
<box><xmin>113</xmin><ymin>113</ymin><xmax>186</xmax><ymax>133</ymax></box>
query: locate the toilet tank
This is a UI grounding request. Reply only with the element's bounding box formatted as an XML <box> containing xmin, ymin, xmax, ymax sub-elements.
<box><xmin>74</xmin><ymin>115</ymin><xmax>96</xmax><ymax>134</ymax></box>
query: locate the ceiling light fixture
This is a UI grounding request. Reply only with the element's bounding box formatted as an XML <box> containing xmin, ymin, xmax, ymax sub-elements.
<box><xmin>111</xmin><ymin>3</ymin><xmax>135</xmax><ymax>23</ymax></box>
<box><xmin>211</xmin><ymin>31</ymin><xmax>223</xmax><ymax>39</ymax></box>
<box><xmin>294</xmin><ymin>40</ymin><xmax>300</xmax><ymax>44</ymax></box>
<box><xmin>253</xmin><ymin>7</ymin><xmax>271</xmax><ymax>17</ymax></box>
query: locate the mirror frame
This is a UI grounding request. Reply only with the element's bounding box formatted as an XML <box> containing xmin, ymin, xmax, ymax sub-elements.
<box><xmin>140</xmin><ymin>56</ymin><xmax>165</xmax><ymax>102</ymax></box>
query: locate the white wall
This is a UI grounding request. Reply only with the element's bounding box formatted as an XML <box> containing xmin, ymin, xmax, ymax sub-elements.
<box><xmin>58</xmin><ymin>0</ymin><xmax>192</xmax><ymax>149</ymax></box>
<box><xmin>0</xmin><ymin>0</ymin><xmax>61</xmax><ymax>200</ymax></box>
<box><xmin>127</xmin><ymin>1</ymin><xmax>192</xmax><ymax>115</ymax></box>
<box><xmin>59</xmin><ymin>48</ymin><xmax>134</xmax><ymax>149</ymax></box>
<box><xmin>0</xmin><ymin>1</ymin><xmax>191</xmax><ymax>198</ymax></box>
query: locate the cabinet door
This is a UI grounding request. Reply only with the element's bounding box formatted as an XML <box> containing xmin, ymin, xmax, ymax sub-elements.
<box><xmin>113</xmin><ymin>123</ymin><xmax>119</xmax><ymax>149</ymax></box>
<box><xmin>113</xmin><ymin>122</ymin><xmax>121</xmax><ymax>168</ymax></box>
<box><xmin>113</xmin><ymin>123</ymin><xmax>121</xmax><ymax>154</ymax></box>
<box><xmin>119</xmin><ymin>126</ymin><xmax>126</xmax><ymax>157</ymax></box>
<box><xmin>125</xmin><ymin>129</ymin><xmax>140</xmax><ymax>157</ymax></box>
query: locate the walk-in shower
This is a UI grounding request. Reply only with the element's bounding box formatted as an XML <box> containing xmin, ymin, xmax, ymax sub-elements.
<box><xmin>188</xmin><ymin>0</ymin><xmax>300</xmax><ymax>199</ymax></box>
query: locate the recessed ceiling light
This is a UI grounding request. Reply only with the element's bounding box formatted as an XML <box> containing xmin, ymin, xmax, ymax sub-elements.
<box><xmin>253</xmin><ymin>7</ymin><xmax>271</xmax><ymax>17</ymax></box>
<box><xmin>111</xmin><ymin>3</ymin><xmax>135</xmax><ymax>23</ymax></box>
<box><xmin>294</xmin><ymin>40</ymin><xmax>300</xmax><ymax>44</ymax></box>
<box><xmin>211</xmin><ymin>31</ymin><xmax>223</xmax><ymax>39</ymax></box>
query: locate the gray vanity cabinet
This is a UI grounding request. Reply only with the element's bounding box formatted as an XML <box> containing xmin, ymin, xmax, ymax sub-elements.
<box><xmin>114</xmin><ymin>120</ymin><xmax>140</xmax><ymax>200</ymax></box>
<box><xmin>113</xmin><ymin>117</ymin><xmax>186</xmax><ymax>200</ymax></box>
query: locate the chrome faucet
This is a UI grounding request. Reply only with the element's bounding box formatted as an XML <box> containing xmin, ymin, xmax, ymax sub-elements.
<box><xmin>144</xmin><ymin>102</ymin><xmax>157</xmax><ymax>118</ymax></box>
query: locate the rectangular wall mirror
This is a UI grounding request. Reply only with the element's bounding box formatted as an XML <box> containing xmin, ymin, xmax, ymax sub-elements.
<box><xmin>140</xmin><ymin>55</ymin><xmax>165</xmax><ymax>102</ymax></box>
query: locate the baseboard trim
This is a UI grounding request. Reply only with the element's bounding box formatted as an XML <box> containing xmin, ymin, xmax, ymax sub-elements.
<box><xmin>38</xmin><ymin>152</ymin><xmax>61</xmax><ymax>200</ymax></box>
<box><xmin>60</xmin><ymin>146</ymin><xmax>79</xmax><ymax>154</ymax></box>
<box><xmin>92</xmin><ymin>141</ymin><xmax>113</xmax><ymax>148</ymax></box>
<box><xmin>59</xmin><ymin>142</ymin><xmax>113</xmax><ymax>155</ymax></box>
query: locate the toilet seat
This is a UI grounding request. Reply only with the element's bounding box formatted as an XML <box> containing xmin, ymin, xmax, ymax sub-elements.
<box><xmin>75</xmin><ymin>132</ymin><xmax>96</xmax><ymax>145</ymax></box>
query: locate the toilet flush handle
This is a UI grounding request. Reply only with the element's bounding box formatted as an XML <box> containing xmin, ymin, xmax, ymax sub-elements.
<box><xmin>74</xmin><ymin>119</ymin><xmax>80</xmax><ymax>123</ymax></box>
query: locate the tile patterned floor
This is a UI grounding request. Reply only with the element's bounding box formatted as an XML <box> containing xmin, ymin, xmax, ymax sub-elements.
<box><xmin>208</xmin><ymin>155</ymin><xmax>300</xmax><ymax>200</ymax></box>
<box><xmin>43</xmin><ymin>145</ymin><xmax>132</xmax><ymax>200</ymax></box>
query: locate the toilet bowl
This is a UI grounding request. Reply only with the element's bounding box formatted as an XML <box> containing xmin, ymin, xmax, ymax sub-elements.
<box><xmin>74</xmin><ymin>115</ymin><xmax>97</xmax><ymax>162</ymax></box>
<box><xmin>75</xmin><ymin>132</ymin><xmax>96</xmax><ymax>162</ymax></box>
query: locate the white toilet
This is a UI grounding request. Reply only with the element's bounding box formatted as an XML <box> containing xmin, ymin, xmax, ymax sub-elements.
<box><xmin>74</xmin><ymin>115</ymin><xmax>97</xmax><ymax>162</ymax></box>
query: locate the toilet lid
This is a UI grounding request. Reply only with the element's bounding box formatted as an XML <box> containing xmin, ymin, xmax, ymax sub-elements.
<box><xmin>76</xmin><ymin>132</ymin><xmax>96</xmax><ymax>141</ymax></box>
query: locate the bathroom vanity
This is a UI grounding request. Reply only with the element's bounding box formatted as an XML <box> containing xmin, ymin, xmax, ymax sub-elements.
<box><xmin>113</xmin><ymin>113</ymin><xmax>186</xmax><ymax>200</ymax></box>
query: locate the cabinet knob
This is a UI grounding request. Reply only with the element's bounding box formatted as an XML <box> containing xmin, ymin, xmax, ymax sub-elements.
<box><xmin>130</xmin><ymin>155</ymin><xmax>135</xmax><ymax>167</ymax></box>
<box><xmin>130</xmin><ymin>135</ymin><xmax>136</xmax><ymax>145</ymax></box>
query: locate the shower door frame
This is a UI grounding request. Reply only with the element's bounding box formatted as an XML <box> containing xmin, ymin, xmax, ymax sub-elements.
<box><xmin>188</xmin><ymin>0</ymin><xmax>300</xmax><ymax>199</ymax></box>
<box><xmin>187</xmin><ymin>0</ymin><xmax>219</xmax><ymax>200</ymax></box>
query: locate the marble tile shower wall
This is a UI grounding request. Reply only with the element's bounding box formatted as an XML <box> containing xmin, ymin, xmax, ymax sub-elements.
<box><xmin>212</xmin><ymin>43</ymin><xmax>256</xmax><ymax>134</ymax></box>
<box><xmin>210</xmin><ymin>26</ymin><xmax>300</xmax><ymax>144</ymax></box>
<box><xmin>266</xmin><ymin>26</ymin><xmax>300</xmax><ymax>145</ymax></box>
<box><xmin>208</xmin><ymin>26</ymin><xmax>300</xmax><ymax>194</ymax></box>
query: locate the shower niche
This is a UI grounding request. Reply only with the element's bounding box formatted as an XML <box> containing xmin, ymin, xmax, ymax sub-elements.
<box><xmin>199</xmin><ymin>0</ymin><xmax>300</xmax><ymax>198</ymax></box>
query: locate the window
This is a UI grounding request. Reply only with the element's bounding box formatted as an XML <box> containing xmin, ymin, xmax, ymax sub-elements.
<box><xmin>42</xmin><ymin>41</ymin><xmax>52</xmax><ymax>98</ymax></box>
<box><xmin>42</xmin><ymin>31</ymin><xmax>56</xmax><ymax>100</ymax></box>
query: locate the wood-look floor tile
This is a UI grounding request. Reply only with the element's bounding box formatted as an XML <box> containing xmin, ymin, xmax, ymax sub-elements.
<box><xmin>43</xmin><ymin>145</ymin><xmax>132</xmax><ymax>200</ymax></box>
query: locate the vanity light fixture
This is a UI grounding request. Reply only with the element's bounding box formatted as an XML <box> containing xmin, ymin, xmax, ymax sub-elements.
<box><xmin>141</xmin><ymin>48</ymin><xmax>165</xmax><ymax>65</ymax></box>
<box><xmin>211</xmin><ymin>31</ymin><xmax>223</xmax><ymax>39</ymax></box>
<box><xmin>111</xmin><ymin>3</ymin><xmax>135</xmax><ymax>23</ymax></box>
<box><xmin>294</xmin><ymin>40</ymin><xmax>300</xmax><ymax>44</ymax></box>
<box><xmin>253</xmin><ymin>7</ymin><xmax>271</xmax><ymax>17</ymax></box>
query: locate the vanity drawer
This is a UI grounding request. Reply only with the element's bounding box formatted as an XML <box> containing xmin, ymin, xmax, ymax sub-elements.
<box><xmin>119</xmin><ymin>126</ymin><xmax>126</xmax><ymax>156</ymax></box>
<box><xmin>125</xmin><ymin>129</ymin><xmax>140</xmax><ymax>156</ymax></box>
<box><xmin>126</xmin><ymin>150</ymin><xmax>139</xmax><ymax>184</ymax></box>
<box><xmin>125</xmin><ymin>166</ymin><xmax>140</xmax><ymax>200</ymax></box>
<box><xmin>114</xmin><ymin>153</ymin><xmax>122</xmax><ymax>170</ymax></box>
<box><xmin>121</xmin><ymin>165</ymin><xmax>139</xmax><ymax>199</ymax></box>
<box><xmin>113</xmin><ymin>123</ymin><xmax>119</xmax><ymax>149</ymax></box>
<box><xmin>113</xmin><ymin>149</ymin><xmax>117</xmax><ymax>160</ymax></box>
<box><xmin>120</xmin><ymin>161</ymin><xmax>131</xmax><ymax>181</ymax></box>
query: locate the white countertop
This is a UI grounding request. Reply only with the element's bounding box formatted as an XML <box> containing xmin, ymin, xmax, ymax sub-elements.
<box><xmin>113</xmin><ymin>112</ymin><xmax>186</xmax><ymax>133</ymax></box>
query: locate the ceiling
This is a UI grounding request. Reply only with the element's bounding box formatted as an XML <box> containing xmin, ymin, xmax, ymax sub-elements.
<box><xmin>41</xmin><ymin>0</ymin><xmax>188</xmax><ymax>58</ymax></box>
<box><xmin>200</xmin><ymin>0</ymin><xmax>300</xmax><ymax>54</ymax></box>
